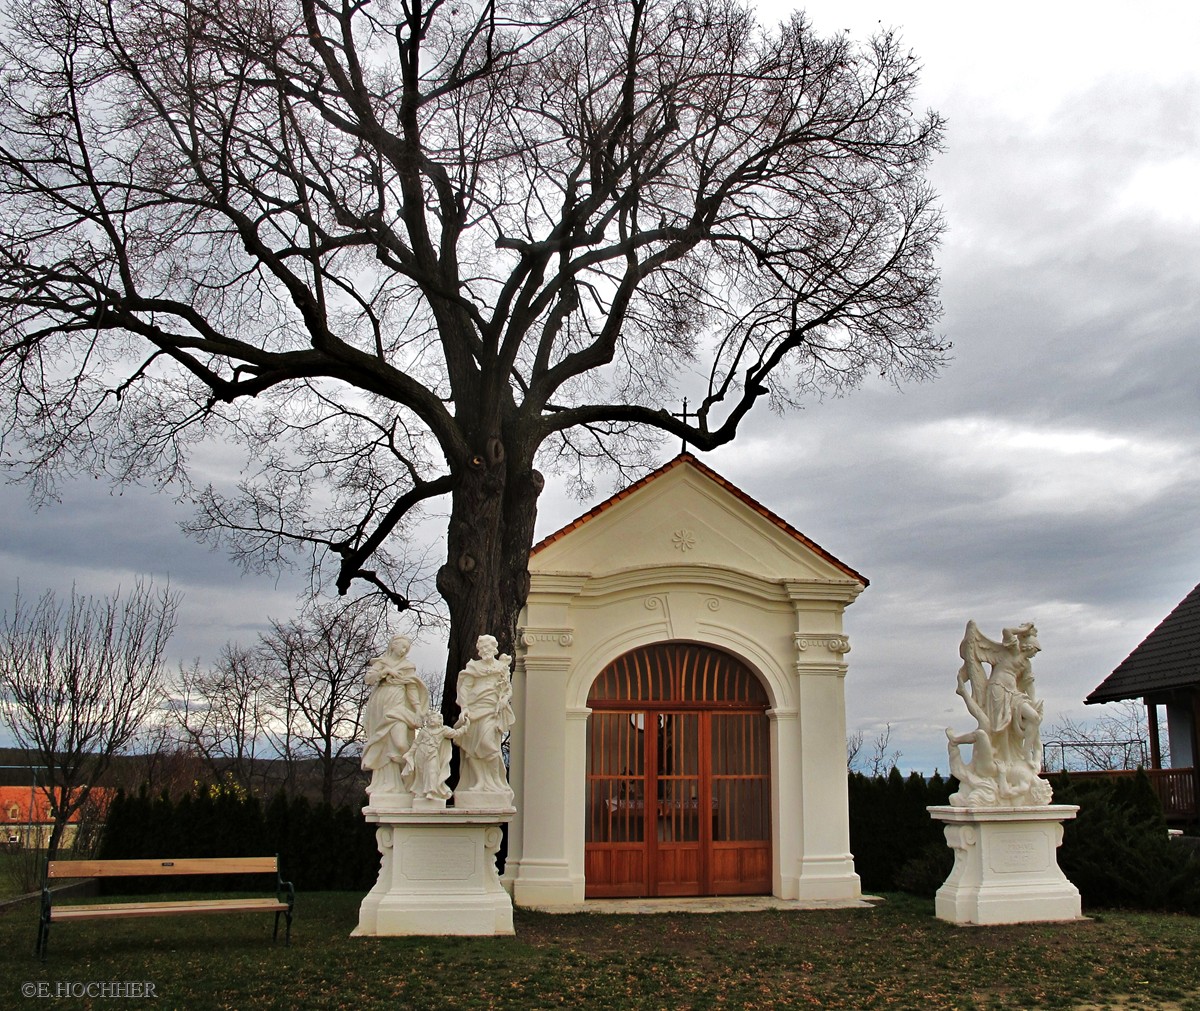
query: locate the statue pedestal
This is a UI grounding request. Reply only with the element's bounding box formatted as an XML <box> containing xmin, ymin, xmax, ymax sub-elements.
<box><xmin>928</xmin><ymin>805</ymin><xmax>1082</xmax><ymax>925</ymax></box>
<box><xmin>352</xmin><ymin>807</ymin><xmax>516</xmax><ymax>937</ymax></box>
<box><xmin>453</xmin><ymin>788</ymin><xmax>515</xmax><ymax>811</ymax></box>
<box><xmin>363</xmin><ymin>791</ymin><xmax>414</xmax><ymax>812</ymax></box>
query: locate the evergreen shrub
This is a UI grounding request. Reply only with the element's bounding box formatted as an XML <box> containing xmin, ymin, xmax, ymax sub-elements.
<box><xmin>847</xmin><ymin>767</ymin><xmax>1200</xmax><ymax>911</ymax></box>
<box><xmin>847</xmin><ymin>769</ymin><xmax>953</xmax><ymax>893</ymax></box>
<box><xmin>1051</xmin><ymin>770</ymin><xmax>1200</xmax><ymax>914</ymax></box>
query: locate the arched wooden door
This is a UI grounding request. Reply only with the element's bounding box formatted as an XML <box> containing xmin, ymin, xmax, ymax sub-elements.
<box><xmin>585</xmin><ymin>643</ymin><xmax>771</xmax><ymax>898</ymax></box>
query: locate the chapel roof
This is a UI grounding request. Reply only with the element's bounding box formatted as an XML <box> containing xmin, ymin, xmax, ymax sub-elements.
<box><xmin>1086</xmin><ymin>582</ymin><xmax>1200</xmax><ymax>704</ymax></box>
<box><xmin>530</xmin><ymin>452</ymin><xmax>868</xmax><ymax>586</ymax></box>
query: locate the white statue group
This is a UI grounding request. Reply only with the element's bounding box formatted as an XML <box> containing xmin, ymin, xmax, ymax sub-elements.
<box><xmin>945</xmin><ymin>620</ymin><xmax>1053</xmax><ymax>808</ymax></box>
<box><xmin>361</xmin><ymin>633</ymin><xmax>515</xmax><ymax>811</ymax></box>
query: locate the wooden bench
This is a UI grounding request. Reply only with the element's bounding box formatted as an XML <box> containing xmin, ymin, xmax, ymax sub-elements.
<box><xmin>37</xmin><ymin>856</ymin><xmax>294</xmax><ymax>960</ymax></box>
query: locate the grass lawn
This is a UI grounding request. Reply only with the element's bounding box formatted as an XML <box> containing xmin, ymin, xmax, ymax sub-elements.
<box><xmin>1</xmin><ymin>890</ymin><xmax>1197</xmax><ymax>1010</ymax></box>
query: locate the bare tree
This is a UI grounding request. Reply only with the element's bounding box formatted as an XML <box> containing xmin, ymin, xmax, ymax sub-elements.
<box><xmin>120</xmin><ymin>715</ymin><xmax>208</xmax><ymax>802</ymax></box>
<box><xmin>847</xmin><ymin>723</ymin><xmax>902</xmax><ymax>777</ymax></box>
<box><xmin>1043</xmin><ymin>700</ymin><xmax>1158</xmax><ymax>773</ymax></box>
<box><xmin>260</xmin><ymin>598</ymin><xmax>383</xmax><ymax>805</ymax></box>
<box><xmin>172</xmin><ymin>644</ymin><xmax>276</xmax><ymax>793</ymax></box>
<box><xmin>0</xmin><ymin>581</ymin><xmax>179</xmax><ymax>858</ymax></box>
<box><xmin>0</xmin><ymin>0</ymin><xmax>946</xmax><ymax>707</ymax></box>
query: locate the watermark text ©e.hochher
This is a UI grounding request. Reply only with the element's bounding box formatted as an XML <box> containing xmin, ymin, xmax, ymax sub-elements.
<box><xmin>21</xmin><ymin>980</ymin><xmax>158</xmax><ymax>999</ymax></box>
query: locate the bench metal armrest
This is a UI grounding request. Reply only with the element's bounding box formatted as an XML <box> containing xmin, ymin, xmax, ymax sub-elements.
<box><xmin>274</xmin><ymin>869</ymin><xmax>295</xmax><ymax>946</ymax></box>
<box><xmin>276</xmin><ymin>874</ymin><xmax>295</xmax><ymax>909</ymax></box>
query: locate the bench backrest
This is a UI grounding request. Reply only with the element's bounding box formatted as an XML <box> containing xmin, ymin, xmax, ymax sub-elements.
<box><xmin>47</xmin><ymin>856</ymin><xmax>279</xmax><ymax>879</ymax></box>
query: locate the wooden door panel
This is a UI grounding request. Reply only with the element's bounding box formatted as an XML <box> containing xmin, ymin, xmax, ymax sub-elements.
<box><xmin>585</xmin><ymin>644</ymin><xmax>771</xmax><ymax>899</ymax></box>
<box><xmin>586</xmin><ymin>713</ymin><xmax>646</xmax><ymax>844</ymax></box>
<box><xmin>585</xmin><ymin>846</ymin><xmax>646</xmax><ymax>898</ymax></box>
<box><xmin>586</xmin><ymin>710</ymin><xmax>649</xmax><ymax>897</ymax></box>
<box><xmin>654</xmin><ymin>846</ymin><xmax>702</xmax><ymax>896</ymax></box>
<box><xmin>710</xmin><ymin>843</ymin><xmax>772</xmax><ymax>894</ymax></box>
<box><xmin>652</xmin><ymin>713</ymin><xmax>702</xmax><ymax>896</ymax></box>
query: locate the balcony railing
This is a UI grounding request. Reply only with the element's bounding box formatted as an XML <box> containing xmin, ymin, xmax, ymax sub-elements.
<box><xmin>1042</xmin><ymin>767</ymin><xmax>1197</xmax><ymax>822</ymax></box>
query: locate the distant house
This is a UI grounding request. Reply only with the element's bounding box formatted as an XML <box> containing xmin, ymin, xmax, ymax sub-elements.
<box><xmin>0</xmin><ymin>786</ymin><xmax>110</xmax><ymax>850</ymax></box>
<box><xmin>1086</xmin><ymin>582</ymin><xmax>1200</xmax><ymax>821</ymax></box>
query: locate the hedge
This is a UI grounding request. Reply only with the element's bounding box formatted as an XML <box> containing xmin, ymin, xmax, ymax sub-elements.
<box><xmin>98</xmin><ymin>782</ymin><xmax>378</xmax><ymax>894</ymax></box>
<box><xmin>100</xmin><ymin>769</ymin><xmax>1200</xmax><ymax>912</ymax></box>
<box><xmin>848</xmin><ymin>767</ymin><xmax>1200</xmax><ymax>912</ymax></box>
<box><xmin>848</xmin><ymin>768</ymin><xmax>954</xmax><ymax>895</ymax></box>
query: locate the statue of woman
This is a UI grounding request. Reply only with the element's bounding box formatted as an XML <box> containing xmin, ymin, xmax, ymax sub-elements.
<box><xmin>361</xmin><ymin>635</ymin><xmax>429</xmax><ymax>799</ymax></box>
<box><xmin>453</xmin><ymin>634</ymin><xmax>515</xmax><ymax>803</ymax></box>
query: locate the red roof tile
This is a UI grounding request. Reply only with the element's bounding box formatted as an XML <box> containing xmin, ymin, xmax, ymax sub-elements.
<box><xmin>0</xmin><ymin>786</ymin><xmax>110</xmax><ymax>824</ymax></box>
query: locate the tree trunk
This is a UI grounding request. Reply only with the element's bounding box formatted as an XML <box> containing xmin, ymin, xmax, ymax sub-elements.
<box><xmin>436</xmin><ymin>437</ymin><xmax>543</xmax><ymax>726</ymax></box>
<box><xmin>46</xmin><ymin>808</ymin><xmax>69</xmax><ymax>863</ymax></box>
<box><xmin>322</xmin><ymin>752</ymin><xmax>334</xmax><ymax>807</ymax></box>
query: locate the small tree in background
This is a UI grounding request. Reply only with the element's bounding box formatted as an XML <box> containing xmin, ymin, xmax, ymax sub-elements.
<box><xmin>847</xmin><ymin>723</ymin><xmax>902</xmax><ymax>777</ymax></box>
<box><xmin>173</xmin><ymin>644</ymin><xmax>277</xmax><ymax>795</ymax></box>
<box><xmin>0</xmin><ymin>580</ymin><xmax>179</xmax><ymax>858</ymax></box>
<box><xmin>260</xmin><ymin>598</ymin><xmax>384</xmax><ymax>805</ymax></box>
<box><xmin>115</xmin><ymin>707</ymin><xmax>205</xmax><ymax>802</ymax></box>
<box><xmin>1043</xmin><ymin>700</ymin><xmax>1157</xmax><ymax>772</ymax></box>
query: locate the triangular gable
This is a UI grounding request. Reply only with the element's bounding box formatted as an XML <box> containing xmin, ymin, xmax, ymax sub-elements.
<box><xmin>1087</xmin><ymin>582</ymin><xmax>1200</xmax><ymax>703</ymax></box>
<box><xmin>531</xmin><ymin>453</ymin><xmax>867</xmax><ymax>586</ymax></box>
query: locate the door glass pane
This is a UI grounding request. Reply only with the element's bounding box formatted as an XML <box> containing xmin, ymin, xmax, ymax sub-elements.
<box><xmin>711</xmin><ymin>712</ymin><xmax>770</xmax><ymax>842</ymax></box>
<box><xmin>587</xmin><ymin>712</ymin><xmax>645</xmax><ymax>843</ymax></box>
<box><xmin>657</xmin><ymin>714</ymin><xmax>700</xmax><ymax>842</ymax></box>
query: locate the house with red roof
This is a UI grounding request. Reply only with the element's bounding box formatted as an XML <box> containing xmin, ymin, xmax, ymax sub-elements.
<box><xmin>0</xmin><ymin>786</ymin><xmax>111</xmax><ymax>850</ymax></box>
<box><xmin>506</xmin><ymin>454</ymin><xmax>869</xmax><ymax>907</ymax></box>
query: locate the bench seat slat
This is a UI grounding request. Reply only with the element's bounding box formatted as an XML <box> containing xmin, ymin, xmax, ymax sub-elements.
<box><xmin>51</xmin><ymin>897</ymin><xmax>289</xmax><ymax>920</ymax></box>
<box><xmin>48</xmin><ymin>857</ymin><xmax>279</xmax><ymax>878</ymax></box>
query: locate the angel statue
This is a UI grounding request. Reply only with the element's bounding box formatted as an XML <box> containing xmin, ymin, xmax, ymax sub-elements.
<box><xmin>946</xmin><ymin>621</ymin><xmax>1053</xmax><ymax>808</ymax></box>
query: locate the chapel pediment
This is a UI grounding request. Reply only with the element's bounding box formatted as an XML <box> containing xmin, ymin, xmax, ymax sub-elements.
<box><xmin>529</xmin><ymin>453</ymin><xmax>867</xmax><ymax>588</ymax></box>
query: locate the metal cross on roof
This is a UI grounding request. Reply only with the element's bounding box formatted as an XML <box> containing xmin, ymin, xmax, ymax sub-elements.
<box><xmin>669</xmin><ymin>398</ymin><xmax>699</xmax><ymax>453</ymax></box>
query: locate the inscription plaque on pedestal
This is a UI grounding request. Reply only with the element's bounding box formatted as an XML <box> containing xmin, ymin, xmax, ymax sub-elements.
<box><xmin>401</xmin><ymin>836</ymin><xmax>477</xmax><ymax>881</ymax></box>
<box><xmin>990</xmin><ymin>834</ymin><xmax>1049</xmax><ymax>874</ymax></box>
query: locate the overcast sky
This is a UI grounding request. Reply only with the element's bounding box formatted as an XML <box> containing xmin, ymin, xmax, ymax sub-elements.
<box><xmin>2</xmin><ymin>1</ymin><xmax>1198</xmax><ymax>773</ymax></box>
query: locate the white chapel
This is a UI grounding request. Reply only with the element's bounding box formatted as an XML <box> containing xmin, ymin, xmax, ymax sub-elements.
<box><xmin>504</xmin><ymin>454</ymin><xmax>867</xmax><ymax>906</ymax></box>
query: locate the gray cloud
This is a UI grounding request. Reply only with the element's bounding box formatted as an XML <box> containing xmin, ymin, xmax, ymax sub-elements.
<box><xmin>0</xmin><ymin>478</ymin><xmax>307</xmax><ymax>663</ymax></box>
<box><xmin>692</xmin><ymin>4</ymin><xmax>1200</xmax><ymax>769</ymax></box>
